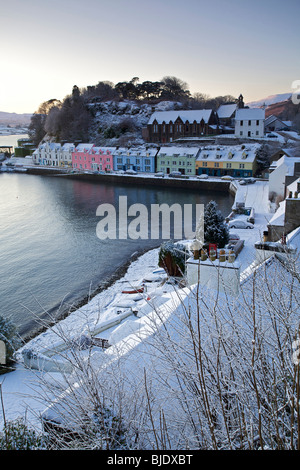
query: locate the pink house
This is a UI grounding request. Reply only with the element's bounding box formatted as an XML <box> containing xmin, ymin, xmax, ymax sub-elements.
<box><xmin>72</xmin><ymin>144</ymin><xmax>115</xmax><ymax>172</ymax></box>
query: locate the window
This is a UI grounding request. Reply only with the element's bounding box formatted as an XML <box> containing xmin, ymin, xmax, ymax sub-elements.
<box><xmin>203</xmin><ymin>162</ymin><xmax>208</xmax><ymax>167</ymax></box>
<box><xmin>256</xmin><ymin>131</ymin><xmax>259</xmax><ymax>135</ymax></box>
<box><xmin>248</xmin><ymin>120</ymin><xmax>251</xmax><ymax>125</ymax></box>
<box><xmin>240</xmin><ymin>120</ymin><xmax>243</xmax><ymax>126</ymax></box>
<box><xmin>240</xmin><ymin>131</ymin><xmax>243</xmax><ymax>136</ymax></box>
<box><xmin>256</xmin><ymin>120</ymin><xmax>259</xmax><ymax>125</ymax></box>
<box><xmin>214</xmin><ymin>162</ymin><xmax>219</xmax><ymax>167</ymax></box>
<box><xmin>145</xmin><ymin>159</ymin><xmax>150</xmax><ymax>165</ymax></box>
<box><xmin>117</xmin><ymin>158</ymin><xmax>122</xmax><ymax>163</ymax></box>
<box><xmin>239</xmin><ymin>163</ymin><xmax>245</xmax><ymax>169</ymax></box>
<box><xmin>226</xmin><ymin>163</ymin><xmax>232</xmax><ymax>168</ymax></box>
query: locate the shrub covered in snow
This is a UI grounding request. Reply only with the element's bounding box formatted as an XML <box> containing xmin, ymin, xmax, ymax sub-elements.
<box><xmin>158</xmin><ymin>240</ymin><xmax>189</xmax><ymax>276</ymax></box>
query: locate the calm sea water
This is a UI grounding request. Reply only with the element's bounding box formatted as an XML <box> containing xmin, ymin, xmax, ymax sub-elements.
<box><xmin>0</xmin><ymin>154</ymin><xmax>234</xmax><ymax>339</ymax></box>
<box><xmin>0</xmin><ymin>133</ymin><xmax>28</xmax><ymax>149</ymax></box>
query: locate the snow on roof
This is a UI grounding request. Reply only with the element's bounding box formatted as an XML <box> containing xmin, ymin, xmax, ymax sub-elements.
<box><xmin>265</xmin><ymin>114</ymin><xmax>285</xmax><ymax>126</ymax></box>
<box><xmin>217</xmin><ymin>103</ymin><xmax>237</xmax><ymax>118</ymax></box>
<box><xmin>61</xmin><ymin>143</ymin><xmax>75</xmax><ymax>150</ymax></box>
<box><xmin>273</xmin><ymin>155</ymin><xmax>300</xmax><ymax>175</ymax></box>
<box><xmin>235</xmin><ymin>108</ymin><xmax>265</xmax><ymax>121</ymax></box>
<box><xmin>75</xmin><ymin>143</ymin><xmax>94</xmax><ymax>152</ymax></box>
<box><xmin>148</xmin><ymin>109</ymin><xmax>213</xmax><ymax>125</ymax></box>
<box><xmin>195</xmin><ymin>143</ymin><xmax>260</xmax><ymax>163</ymax></box>
<box><xmin>268</xmin><ymin>200</ymin><xmax>286</xmax><ymax>226</ymax></box>
<box><xmin>39</xmin><ymin>142</ymin><xmax>61</xmax><ymax>150</ymax></box>
<box><xmin>113</xmin><ymin>146</ymin><xmax>158</xmax><ymax>156</ymax></box>
<box><xmin>286</xmin><ymin>225</ymin><xmax>300</xmax><ymax>256</ymax></box>
<box><xmin>283</xmin><ymin>148</ymin><xmax>300</xmax><ymax>158</ymax></box>
<box><xmin>91</xmin><ymin>146</ymin><xmax>116</xmax><ymax>154</ymax></box>
<box><xmin>157</xmin><ymin>146</ymin><xmax>200</xmax><ymax>157</ymax></box>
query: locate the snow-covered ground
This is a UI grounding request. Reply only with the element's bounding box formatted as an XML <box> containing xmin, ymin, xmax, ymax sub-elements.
<box><xmin>0</xmin><ymin>180</ymin><xmax>273</xmax><ymax>431</ymax></box>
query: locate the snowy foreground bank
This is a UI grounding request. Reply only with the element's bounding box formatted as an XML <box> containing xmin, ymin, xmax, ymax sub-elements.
<box><xmin>0</xmin><ymin>181</ymin><xmax>275</xmax><ymax>434</ymax></box>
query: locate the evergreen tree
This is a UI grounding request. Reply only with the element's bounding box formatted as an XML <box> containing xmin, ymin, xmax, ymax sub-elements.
<box><xmin>204</xmin><ymin>200</ymin><xmax>229</xmax><ymax>248</ymax></box>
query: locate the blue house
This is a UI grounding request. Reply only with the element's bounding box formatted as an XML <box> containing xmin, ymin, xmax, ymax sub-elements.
<box><xmin>113</xmin><ymin>146</ymin><xmax>158</xmax><ymax>173</ymax></box>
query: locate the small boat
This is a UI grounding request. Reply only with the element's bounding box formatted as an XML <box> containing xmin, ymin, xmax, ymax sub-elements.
<box><xmin>121</xmin><ymin>286</ymin><xmax>144</xmax><ymax>294</ymax></box>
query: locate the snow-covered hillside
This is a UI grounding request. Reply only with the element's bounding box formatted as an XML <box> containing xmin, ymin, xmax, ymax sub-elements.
<box><xmin>88</xmin><ymin>100</ymin><xmax>183</xmax><ymax>146</ymax></box>
<box><xmin>247</xmin><ymin>93</ymin><xmax>292</xmax><ymax>108</ymax></box>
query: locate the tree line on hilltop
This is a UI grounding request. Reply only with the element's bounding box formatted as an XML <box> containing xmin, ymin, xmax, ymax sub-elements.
<box><xmin>28</xmin><ymin>76</ymin><xmax>238</xmax><ymax>145</ymax></box>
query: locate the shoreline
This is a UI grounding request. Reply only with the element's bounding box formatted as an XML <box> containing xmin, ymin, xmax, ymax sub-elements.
<box><xmin>25</xmin><ymin>166</ymin><xmax>235</xmax><ymax>193</ymax></box>
<box><xmin>16</xmin><ymin>169</ymin><xmax>238</xmax><ymax>345</ymax></box>
<box><xmin>21</xmin><ymin>244</ymin><xmax>161</xmax><ymax>345</ymax></box>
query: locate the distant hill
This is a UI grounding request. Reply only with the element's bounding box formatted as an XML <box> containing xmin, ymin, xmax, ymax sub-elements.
<box><xmin>247</xmin><ymin>93</ymin><xmax>292</xmax><ymax>108</ymax></box>
<box><xmin>0</xmin><ymin>111</ymin><xmax>32</xmax><ymax>127</ymax></box>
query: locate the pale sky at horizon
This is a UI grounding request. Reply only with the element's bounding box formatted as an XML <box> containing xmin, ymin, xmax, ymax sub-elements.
<box><xmin>1</xmin><ymin>0</ymin><xmax>299</xmax><ymax>114</ymax></box>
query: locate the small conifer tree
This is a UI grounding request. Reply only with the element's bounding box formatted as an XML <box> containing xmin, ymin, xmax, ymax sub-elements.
<box><xmin>204</xmin><ymin>200</ymin><xmax>229</xmax><ymax>248</ymax></box>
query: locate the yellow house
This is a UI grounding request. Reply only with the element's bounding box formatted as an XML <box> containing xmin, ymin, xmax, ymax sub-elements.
<box><xmin>195</xmin><ymin>144</ymin><xmax>259</xmax><ymax>177</ymax></box>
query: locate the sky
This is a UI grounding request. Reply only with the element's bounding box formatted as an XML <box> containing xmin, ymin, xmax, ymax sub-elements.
<box><xmin>1</xmin><ymin>0</ymin><xmax>300</xmax><ymax>114</ymax></box>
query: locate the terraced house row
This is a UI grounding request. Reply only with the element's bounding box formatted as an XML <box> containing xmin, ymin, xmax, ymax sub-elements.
<box><xmin>32</xmin><ymin>142</ymin><xmax>261</xmax><ymax>178</ymax></box>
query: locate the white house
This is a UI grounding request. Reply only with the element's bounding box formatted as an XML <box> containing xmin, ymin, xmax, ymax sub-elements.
<box><xmin>269</xmin><ymin>155</ymin><xmax>300</xmax><ymax>198</ymax></box>
<box><xmin>32</xmin><ymin>142</ymin><xmax>62</xmax><ymax>166</ymax></box>
<box><xmin>235</xmin><ymin>108</ymin><xmax>265</xmax><ymax>138</ymax></box>
<box><xmin>32</xmin><ymin>142</ymin><xmax>75</xmax><ymax>168</ymax></box>
<box><xmin>60</xmin><ymin>143</ymin><xmax>75</xmax><ymax>168</ymax></box>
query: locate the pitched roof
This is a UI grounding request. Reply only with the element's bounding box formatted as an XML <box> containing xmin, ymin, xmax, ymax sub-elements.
<box><xmin>157</xmin><ymin>146</ymin><xmax>200</xmax><ymax>157</ymax></box>
<box><xmin>75</xmin><ymin>143</ymin><xmax>94</xmax><ymax>152</ymax></box>
<box><xmin>148</xmin><ymin>109</ymin><xmax>213</xmax><ymax>125</ymax></box>
<box><xmin>265</xmin><ymin>114</ymin><xmax>284</xmax><ymax>125</ymax></box>
<box><xmin>195</xmin><ymin>143</ymin><xmax>260</xmax><ymax>163</ymax></box>
<box><xmin>217</xmin><ymin>103</ymin><xmax>237</xmax><ymax>119</ymax></box>
<box><xmin>235</xmin><ymin>108</ymin><xmax>265</xmax><ymax>121</ymax></box>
